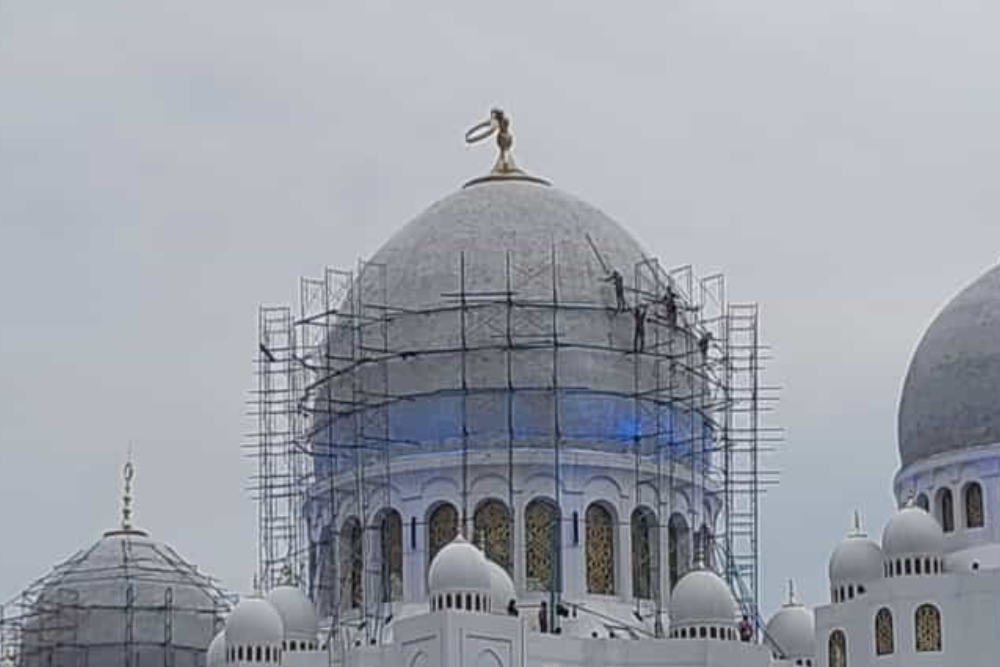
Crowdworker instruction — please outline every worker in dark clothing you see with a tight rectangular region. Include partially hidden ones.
[739,615,753,642]
[507,599,519,617]
[538,600,549,633]
[661,286,679,328]
[698,331,713,359]
[603,269,627,312]
[633,304,648,353]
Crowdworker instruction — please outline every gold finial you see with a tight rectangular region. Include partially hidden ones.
[121,457,135,531]
[464,108,550,187]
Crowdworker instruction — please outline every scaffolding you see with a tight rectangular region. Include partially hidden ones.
[0,535,233,667]
[249,246,780,652]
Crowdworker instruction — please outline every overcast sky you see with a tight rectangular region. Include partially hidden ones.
[2,1,999,618]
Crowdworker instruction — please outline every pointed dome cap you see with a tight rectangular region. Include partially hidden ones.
[266,584,319,641]
[428,535,491,594]
[670,568,739,626]
[765,582,815,659]
[206,631,226,666]
[829,514,883,585]
[486,559,515,613]
[226,595,284,646]
[882,503,944,558]
[899,264,1000,467]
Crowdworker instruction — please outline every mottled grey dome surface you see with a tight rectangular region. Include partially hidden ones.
[369,179,650,307]
[310,178,706,475]
[19,530,229,667]
[899,265,1000,468]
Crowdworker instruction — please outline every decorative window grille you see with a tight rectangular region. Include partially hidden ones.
[875,608,894,655]
[474,499,512,573]
[585,503,615,594]
[965,483,984,528]
[915,604,942,652]
[631,508,657,600]
[428,503,459,566]
[938,489,955,533]
[828,630,847,667]
[340,517,363,609]
[526,499,560,591]
[380,510,403,601]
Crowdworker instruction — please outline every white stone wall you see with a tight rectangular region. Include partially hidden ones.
[815,569,1000,667]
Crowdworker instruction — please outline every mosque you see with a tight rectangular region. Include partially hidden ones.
[3,110,1000,667]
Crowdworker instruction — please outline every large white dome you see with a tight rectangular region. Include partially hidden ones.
[309,178,703,472]
[899,264,1000,467]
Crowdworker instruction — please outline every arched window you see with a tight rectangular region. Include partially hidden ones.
[525,498,561,591]
[340,517,363,610]
[964,482,984,528]
[937,488,955,533]
[585,503,615,594]
[915,604,942,652]
[875,608,894,655]
[474,499,512,573]
[695,524,714,568]
[667,513,691,590]
[315,525,336,617]
[916,493,930,512]
[379,509,403,602]
[631,507,658,600]
[828,629,847,667]
[427,503,459,566]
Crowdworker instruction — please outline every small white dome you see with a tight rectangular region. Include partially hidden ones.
[882,504,944,558]
[226,596,284,646]
[670,569,739,626]
[829,534,883,585]
[486,559,515,613]
[206,631,226,666]
[266,585,319,641]
[428,535,491,595]
[766,590,814,660]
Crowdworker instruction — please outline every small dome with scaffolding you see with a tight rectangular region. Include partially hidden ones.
[8,463,230,667]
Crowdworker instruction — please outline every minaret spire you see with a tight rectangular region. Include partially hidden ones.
[849,510,865,537]
[121,455,135,531]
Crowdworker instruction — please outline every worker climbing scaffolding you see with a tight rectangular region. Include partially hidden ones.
[604,269,627,312]
[632,303,648,353]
